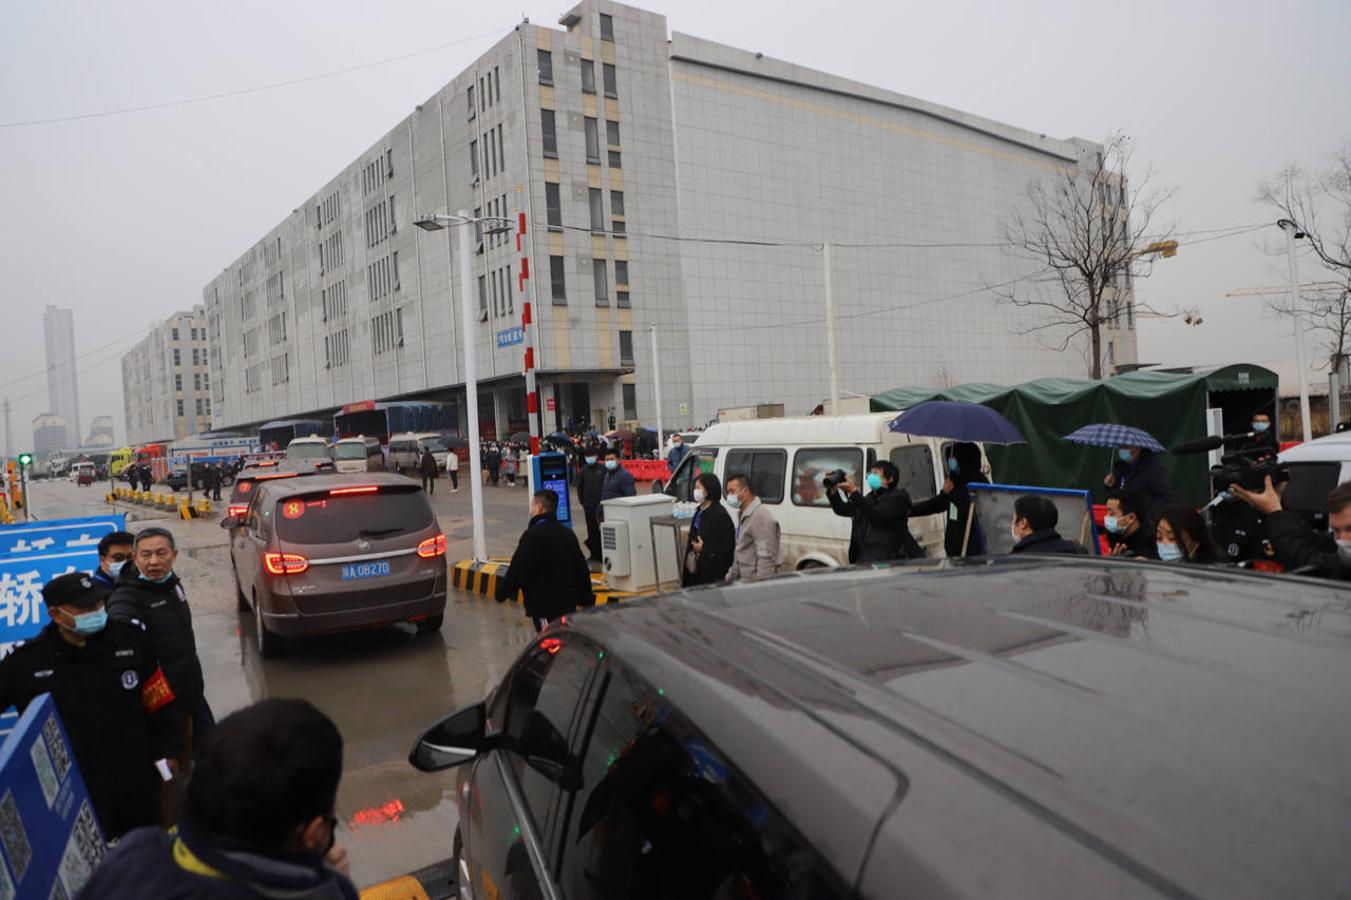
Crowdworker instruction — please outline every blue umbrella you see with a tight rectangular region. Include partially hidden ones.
[1063,424,1166,453]
[887,401,1027,445]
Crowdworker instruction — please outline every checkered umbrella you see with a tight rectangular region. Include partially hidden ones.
[1062,424,1167,453]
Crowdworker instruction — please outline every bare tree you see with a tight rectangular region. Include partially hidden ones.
[998,132,1175,379]
[1258,145,1351,372]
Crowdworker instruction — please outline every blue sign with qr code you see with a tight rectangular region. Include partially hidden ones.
[0,694,107,898]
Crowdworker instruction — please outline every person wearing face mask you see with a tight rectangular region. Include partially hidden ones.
[1103,489,1157,558]
[108,526,214,762]
[576,450,607,562]
[81,699,357,899]
[1153,504,1226,565]
[0,572,183,840]
[1104,445,1174,525]
[597,449,636,523]
[682,472,736,586]
[92,529,136,589]
[495,490,594,632]
[725,474,782,581]
[826,460,924,563]
[910,442,989,557]
[1009,496,1086,555]
[1231,477,1351,579]
[1239,411,1280,457]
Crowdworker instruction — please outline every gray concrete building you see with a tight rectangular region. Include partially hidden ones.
[121,307,212,443]
[206,0,1135,435]
[43,306,80,449]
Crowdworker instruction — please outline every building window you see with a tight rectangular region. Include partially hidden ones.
[392,251,400,290]
[580,59,595,94]
[537,49,553,85]
[173,349,181,366]
[175,374,182,391]
[615,260,629,287]
[622,383,636,419]
[617,289,630,309]
[611,190,625,233]
[470,139,478,178]
[602,63,617,98]
[606,120,620,147]
[176,400,184,417]
[546,182,563,229]
[541,109,557,158]
[193,373,201,390]
[584,117,600,164]
[171,327,179,341]
[589,188,604,232]
[493,66,501,104]
[618,329,633,365]
[497,123,505,170]
[599,12,614,41]
[196,398,204,416]
[478,275,487,319]
[550,256,566,305]
[594,259,609,306]
[467,84,475,119]
[608,149,621,169]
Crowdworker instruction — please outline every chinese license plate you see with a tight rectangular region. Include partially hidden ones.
[341,560,391,580]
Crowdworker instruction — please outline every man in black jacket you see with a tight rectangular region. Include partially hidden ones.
[496,490,594,631]
[1010,495,1086,555]
[418,447,438,494]
[576,452,606,561]
[0,573,182,839]
[1232,476,1351,579]
[107,526,213,760]
[1104,489,1157,558]
[826,460,924,563]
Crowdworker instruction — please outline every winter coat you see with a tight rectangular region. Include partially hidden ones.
[1111,452,1174,524]
[0,622,182,839]
[726,498,781,582]
[1011,529,1087,555]
[667,442,690,473]
[418,451,437,478]
[1264,509,1350,579]
[598,465,636,521]
[1107,524,1158,559]
[828,485,924,563]
[682,501,735,586]
[577,464,606,510]
[910,472,990,558]
[495,513,595,621]
[107,565,205,709]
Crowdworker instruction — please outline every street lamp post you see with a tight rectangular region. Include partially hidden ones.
[1278,219,1313,443]
[415,211,512,562]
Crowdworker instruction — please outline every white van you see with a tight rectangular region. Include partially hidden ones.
[1277,432,1351,532]
[389,433,450,474]
[662,413,982,568]
[332,436,384,474]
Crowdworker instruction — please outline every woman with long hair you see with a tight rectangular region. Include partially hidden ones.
[1155,504,1226,565]
[682,472,736,586]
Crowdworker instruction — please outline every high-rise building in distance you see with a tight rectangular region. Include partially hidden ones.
[121,307,213,443]
[43,305,80,449]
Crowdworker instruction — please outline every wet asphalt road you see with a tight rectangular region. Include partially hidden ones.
[22,474,581,888]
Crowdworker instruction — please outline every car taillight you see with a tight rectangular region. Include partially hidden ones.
[417,534,447,558]
[263,552,309,575]
[227,505,248,518]
[330,485,379,496]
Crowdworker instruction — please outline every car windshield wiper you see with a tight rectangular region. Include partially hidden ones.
[358,527,403,538]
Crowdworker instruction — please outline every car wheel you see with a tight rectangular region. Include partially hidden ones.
[453,829,472,900]
[254,593,286,658]
[416,612,444,635]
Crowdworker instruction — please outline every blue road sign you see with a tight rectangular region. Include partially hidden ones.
[495,326,525,349]
[0,694,107,898]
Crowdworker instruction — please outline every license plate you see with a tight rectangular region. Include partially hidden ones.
[341,560,391,580]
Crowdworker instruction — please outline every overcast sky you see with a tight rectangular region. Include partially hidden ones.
[2,0,1348,447]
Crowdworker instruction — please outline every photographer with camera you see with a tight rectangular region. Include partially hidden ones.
[826,460,924,563]
[1231,476,1351,579]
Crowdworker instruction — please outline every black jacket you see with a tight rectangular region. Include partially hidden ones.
[107,565,205,709]
[910,472,991,558]
[1107,524,1158,559]
[828,485,924,563]
[598,466,636,521]
[0,622,182,839]
[418,451,437,478]
[1264,509,1349,579]
[1111,453,1174,524]
[1012,529,1086,555]
[577,463,606,510]
[682,501,736,586]
[496,513,595,620]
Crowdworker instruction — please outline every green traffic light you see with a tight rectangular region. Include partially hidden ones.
[18,453,32,467]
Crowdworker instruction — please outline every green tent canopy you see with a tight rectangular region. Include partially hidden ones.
[871,365,1279,506]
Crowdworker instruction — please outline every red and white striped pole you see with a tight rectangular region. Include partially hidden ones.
[517,211,541,457]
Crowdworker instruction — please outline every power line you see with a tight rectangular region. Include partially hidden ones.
[0,27,510,129]
[0,326,151,391]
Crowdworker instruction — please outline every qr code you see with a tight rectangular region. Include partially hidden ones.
[56,800,104,897]
[0,791,31,884]
[42,715,72,783]
[28,739,59,808]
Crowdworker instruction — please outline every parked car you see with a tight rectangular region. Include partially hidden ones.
[332,436,385,474]
[223,473,447,656]
[1277,431,1351,532]
[410,556,1351,899]
[388,432,451,474]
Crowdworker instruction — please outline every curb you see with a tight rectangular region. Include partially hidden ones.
[451,559,649,606]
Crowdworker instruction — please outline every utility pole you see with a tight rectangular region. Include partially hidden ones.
[650,323,663,452]
[1279,219,1313,443]
[823,242,840,415]
[2,397,11,460]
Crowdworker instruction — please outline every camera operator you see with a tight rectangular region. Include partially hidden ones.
[1230,476,1351,579]
[826,461,924,563]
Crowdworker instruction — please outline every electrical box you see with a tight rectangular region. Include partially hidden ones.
[600,494,676,593]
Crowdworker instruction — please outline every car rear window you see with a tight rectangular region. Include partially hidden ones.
[1282,461,1343,521]
[274,487,434,544]
[333,443,368,460]
[287,443,331,460]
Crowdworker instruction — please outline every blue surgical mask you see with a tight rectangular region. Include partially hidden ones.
[1104,515,1122,534]
[605,460,618,471]
[138,571,174,585]
[1252,422,1269,434]
[585,456,597,465]
[67,608,108,636]
[106,560,126,578]
[1157,542,1183,562]
[947,457,959,474]
[726,493,742,510]
[1118,448,1134,463]
[865,473,884,491]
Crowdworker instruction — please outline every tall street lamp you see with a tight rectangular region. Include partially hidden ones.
[1277,218,1313,443]
[415,211,512,562]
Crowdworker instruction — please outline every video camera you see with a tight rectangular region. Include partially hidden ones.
[822,469,849,490]
[1170,433,1288,494]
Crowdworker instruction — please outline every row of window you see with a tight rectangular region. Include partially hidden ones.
[242,327,259,359]
[321,281,348,323]
[365,196,396,248]
[271,353,290,386]
[175,398,212,417]
[170,347,207,367]
[317,191,340,229]
[467,65,502,120]
[548,256,631,309]
[361,151,394,197]
[263,236,283,269]
[324,329,350,369]
[268,311,288,346]
[368,252,400,301]
[478,264,515,321]
[372,308,405,355]
[240,291,256,322]
[478,194,511,249]
[579,58,618,98]
[172,372,211,392]
[540,111,621,169]
[265,270,285,305]
[169,325,207,343]
[319,230,345,274]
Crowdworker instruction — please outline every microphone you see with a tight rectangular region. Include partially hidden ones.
[1170,432,1254,455]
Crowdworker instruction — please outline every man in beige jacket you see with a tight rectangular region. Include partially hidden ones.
[724,473,781,582]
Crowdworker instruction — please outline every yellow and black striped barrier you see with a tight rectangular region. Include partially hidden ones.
[451,559,649,606]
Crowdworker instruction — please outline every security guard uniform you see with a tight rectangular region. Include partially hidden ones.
[0,574,182,839]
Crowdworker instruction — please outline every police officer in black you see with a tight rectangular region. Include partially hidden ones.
[0,573,182,839]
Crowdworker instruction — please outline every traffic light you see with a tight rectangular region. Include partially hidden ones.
[17,453,32,468]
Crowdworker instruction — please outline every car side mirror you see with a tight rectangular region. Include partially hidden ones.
[220,516,241,529]
[409,703,487,772]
